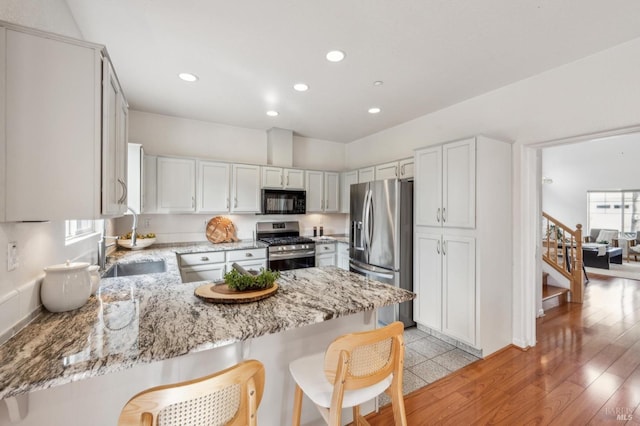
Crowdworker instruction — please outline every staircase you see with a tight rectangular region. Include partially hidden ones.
[541,272,570,310]
[542,212,584,303]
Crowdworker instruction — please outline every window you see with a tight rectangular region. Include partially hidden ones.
[588,191,640,232]
[65,220,101,241]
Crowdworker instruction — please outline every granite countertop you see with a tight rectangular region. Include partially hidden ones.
[0,244,413,399]
[311,234,349,244]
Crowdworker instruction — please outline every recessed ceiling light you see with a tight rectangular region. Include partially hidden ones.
[368,107,381,114]
[326,50,346,62]
[373,81,384,86]
[178,72,199,82]
[266,110,279,117]
[293,83,309,92]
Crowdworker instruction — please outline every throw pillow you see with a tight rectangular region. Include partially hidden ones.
[596,230,618,244]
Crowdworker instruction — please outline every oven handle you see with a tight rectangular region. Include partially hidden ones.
[268,250,316,260]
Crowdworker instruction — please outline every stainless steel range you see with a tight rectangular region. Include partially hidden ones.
[256,221,315,271]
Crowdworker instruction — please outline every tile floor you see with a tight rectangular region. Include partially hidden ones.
[378,326,480,406]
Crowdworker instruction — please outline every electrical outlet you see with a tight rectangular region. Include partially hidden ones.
[7,241,18,271]
[142,219,151,228]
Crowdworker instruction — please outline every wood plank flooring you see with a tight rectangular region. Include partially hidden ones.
[365,273,640,425]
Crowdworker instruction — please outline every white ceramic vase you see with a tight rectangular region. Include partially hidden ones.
[41,261,91,312]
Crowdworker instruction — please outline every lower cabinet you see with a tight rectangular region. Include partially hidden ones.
[316,243,336,267]
[178,248,267,283]
[414,231,476,346]
[337,242,349,270]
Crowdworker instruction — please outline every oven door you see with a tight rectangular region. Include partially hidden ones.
[268,250,315,271]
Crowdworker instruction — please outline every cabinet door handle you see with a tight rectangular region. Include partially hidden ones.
[286,175,289,186]
[437,208,441,223]
[117,178,127,204]
[442,240,447,255]
[437,240,440,254]
[401,164,406,176]
[201,256,209,261]
[192,196,195,209]
[245,252,253,257]
[394,166,398,177]
[442,207,446,223]
[280,175,283,186]
[234,198,238,208]
[226,198,229,209]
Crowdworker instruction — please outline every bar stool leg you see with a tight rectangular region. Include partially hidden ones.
[292,384,303,426]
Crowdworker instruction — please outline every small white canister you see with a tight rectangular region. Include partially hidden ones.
[41,260,91,312]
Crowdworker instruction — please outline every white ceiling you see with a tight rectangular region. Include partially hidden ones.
[65,0,640,143]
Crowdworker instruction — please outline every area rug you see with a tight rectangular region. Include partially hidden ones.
[585,263,640,281]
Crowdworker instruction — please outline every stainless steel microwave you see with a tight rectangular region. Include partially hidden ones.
[261,189,306,215]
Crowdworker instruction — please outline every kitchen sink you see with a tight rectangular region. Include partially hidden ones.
[103,260,166,278]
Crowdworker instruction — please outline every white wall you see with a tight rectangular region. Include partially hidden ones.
[114,213,348,244]
[292,135,346,171]
[542,132,640,229]
[346,37,640,167]
[0,3,99,341]
[129,111,268,164]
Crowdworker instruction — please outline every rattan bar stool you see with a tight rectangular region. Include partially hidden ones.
[289,321,407,426]
[118,359,265,426]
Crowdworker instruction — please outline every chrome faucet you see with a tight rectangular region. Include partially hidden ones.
[127,206,138,248]
[97,207,139,270]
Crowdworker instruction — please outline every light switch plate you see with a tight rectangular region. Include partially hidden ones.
[7,241,18,271]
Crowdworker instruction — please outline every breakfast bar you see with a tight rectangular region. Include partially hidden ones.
[0,245,414,425]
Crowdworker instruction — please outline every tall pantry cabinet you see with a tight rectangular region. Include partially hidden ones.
[0,21,128,221]
[413,136,512,357]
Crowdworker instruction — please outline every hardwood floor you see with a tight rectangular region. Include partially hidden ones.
[365,273,640,425]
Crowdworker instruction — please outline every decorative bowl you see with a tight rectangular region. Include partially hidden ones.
[118,238,156,250]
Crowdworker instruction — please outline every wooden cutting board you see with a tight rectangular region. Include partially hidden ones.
[206,216,239,243]
[194,283,278,304]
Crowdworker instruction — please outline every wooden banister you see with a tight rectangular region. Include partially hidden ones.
[541,212,584,303]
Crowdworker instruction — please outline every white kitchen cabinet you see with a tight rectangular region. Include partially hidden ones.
[0,23,127,221]
[316,243,336,267]
[142,155,157,213]
[375,161,399,180]
[261,167,305,189]
[398,158,414,179]
[178,248,267,283]
[198,161,230,213]
[415,138,475,229]
[127,143,143,214]
[442,236,476,345]
[337,242,349,270]
[340,171,358,213]
[101,60,128,216]
[231,164,261,213]
[358,167,375,183]
[226,248,267,273]
[414,233,475,346]
[306,171,339,213]
[157,157,196,213]
[413,135,512,356]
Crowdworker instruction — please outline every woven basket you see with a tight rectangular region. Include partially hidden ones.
[206,217,239,243]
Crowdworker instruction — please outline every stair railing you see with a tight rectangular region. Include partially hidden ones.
[542,212,584,303]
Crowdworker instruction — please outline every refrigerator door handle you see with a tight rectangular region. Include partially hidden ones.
[367,189,374,253]
[363,189,372,254]
[349,261,394,280]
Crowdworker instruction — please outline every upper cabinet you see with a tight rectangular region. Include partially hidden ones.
[340,171,358,214]
[375,161,398,180]
[261,167,304,190]
[0,23,127,221]
[157,157,196,213]
[398,158,414,179]
[415,138,476,228]
[198,161,230,213]
[231,164,261,213]
[357,167,375,183]
[306,171,339,213]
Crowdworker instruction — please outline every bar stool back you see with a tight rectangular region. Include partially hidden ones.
[118,359,265,426]
[290,321,406,425]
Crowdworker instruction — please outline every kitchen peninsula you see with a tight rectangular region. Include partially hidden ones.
[0,244,414,425]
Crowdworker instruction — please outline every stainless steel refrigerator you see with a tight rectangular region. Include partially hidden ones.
[349,179,414,327]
